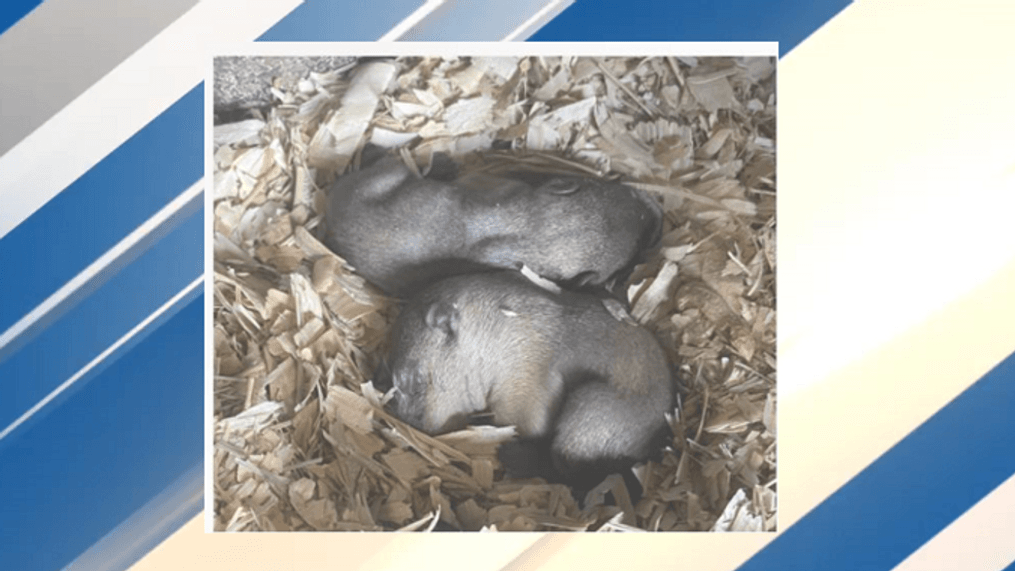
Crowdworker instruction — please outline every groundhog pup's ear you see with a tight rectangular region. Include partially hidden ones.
[539,177,581,196]
[424,300,459,339]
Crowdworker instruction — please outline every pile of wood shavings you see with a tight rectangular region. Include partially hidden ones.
[212,55,776,532]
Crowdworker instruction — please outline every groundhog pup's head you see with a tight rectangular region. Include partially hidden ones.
[379,286,475,435]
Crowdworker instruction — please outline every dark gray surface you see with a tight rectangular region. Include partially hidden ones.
[213,56,358,122]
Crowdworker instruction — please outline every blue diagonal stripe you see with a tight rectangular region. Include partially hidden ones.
[0,85,203,334]
[0,186,201,366]
[738,349,1015,571]
[0,293,204,571]
[1,206,202,435]
[0,0,41,35]
[1003,554,1015,571]
[530,0,852,56]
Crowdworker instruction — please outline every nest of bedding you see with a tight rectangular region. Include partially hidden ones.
[211,54,777,532]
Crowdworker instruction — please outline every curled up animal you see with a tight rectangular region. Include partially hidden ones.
[323,152,664,298]
[376,270,676,498]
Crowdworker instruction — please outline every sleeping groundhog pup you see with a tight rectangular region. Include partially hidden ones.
[376,270,675,496]
[323,153,664,298]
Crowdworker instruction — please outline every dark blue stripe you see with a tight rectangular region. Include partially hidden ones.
[530,0,852,57]
[1003,555,1015,571]
[0,206,202,433]
[0,188,201,365]
[0,293,204,571]
[0,85,203,335]
[738,349,1015,571]
[0,0,42,35]
[258,0,426,41]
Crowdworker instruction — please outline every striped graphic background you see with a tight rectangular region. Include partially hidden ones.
[1,1,1013,570]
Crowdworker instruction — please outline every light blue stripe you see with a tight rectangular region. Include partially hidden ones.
[258,0,426,41]
[394,0,564,41]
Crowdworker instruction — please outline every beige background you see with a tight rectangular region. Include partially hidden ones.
[139,0,1015,569]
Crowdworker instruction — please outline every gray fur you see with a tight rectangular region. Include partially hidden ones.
[324,157,664,298]
[378,271,674,481]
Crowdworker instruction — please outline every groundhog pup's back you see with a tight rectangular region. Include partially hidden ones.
[380,271,674,489]
[323,156,664,298]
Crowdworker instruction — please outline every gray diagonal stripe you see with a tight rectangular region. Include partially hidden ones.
[0,0,199,156]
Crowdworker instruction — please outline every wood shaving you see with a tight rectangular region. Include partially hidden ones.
[213,54,776,532]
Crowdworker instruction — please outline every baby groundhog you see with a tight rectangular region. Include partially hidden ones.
[324,154,663,298]
[377,271,675,493]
